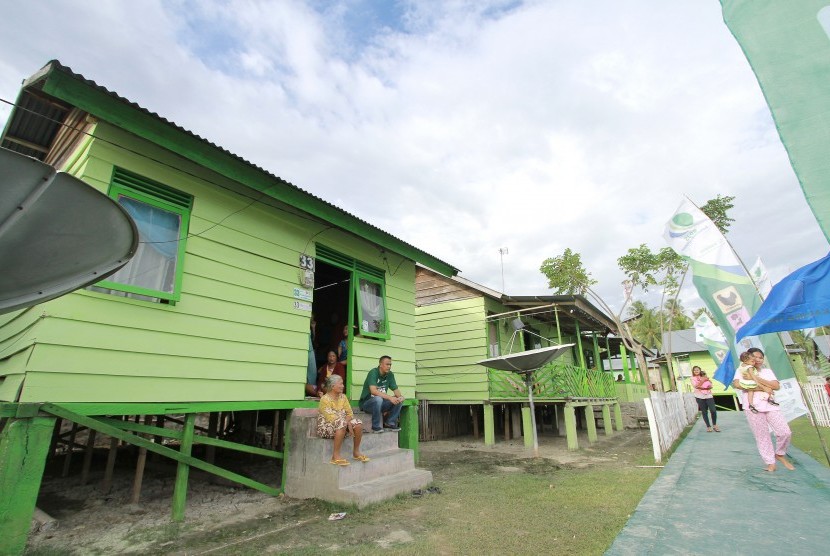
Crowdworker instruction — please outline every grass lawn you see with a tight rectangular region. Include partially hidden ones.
[789,415,830,468]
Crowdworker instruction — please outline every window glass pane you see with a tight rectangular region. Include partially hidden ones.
[107,195,181,294]
[358,278,386,334]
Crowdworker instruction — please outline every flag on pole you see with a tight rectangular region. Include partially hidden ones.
[749,256,772,298]
[694,313,729,367]
[737,252,830,339]
[721,1,830,244]
[665,199,806,419]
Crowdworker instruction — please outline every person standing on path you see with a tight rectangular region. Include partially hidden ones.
[732,348,794,472]
[691,366,719,432]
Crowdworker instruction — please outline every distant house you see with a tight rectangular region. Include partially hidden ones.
[0,60,457,549]
[414,266,649,450]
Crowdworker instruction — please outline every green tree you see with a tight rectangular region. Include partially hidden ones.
[539,248,597,295]
[663,298,693,331]
[628,302,663,351]
[540,250,649,382]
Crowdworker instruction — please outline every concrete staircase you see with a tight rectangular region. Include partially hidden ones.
[283,408,432,508]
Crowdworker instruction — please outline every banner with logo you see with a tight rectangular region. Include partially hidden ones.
[665,199,806,420]
[694,313,729,368]
[721,0,830,244]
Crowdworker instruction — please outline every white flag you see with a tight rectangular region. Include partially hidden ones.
[749,256,772,298]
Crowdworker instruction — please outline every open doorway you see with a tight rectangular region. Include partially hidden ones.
[312,259,351,383]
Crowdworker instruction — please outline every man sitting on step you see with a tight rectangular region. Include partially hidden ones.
[359,355,404,433]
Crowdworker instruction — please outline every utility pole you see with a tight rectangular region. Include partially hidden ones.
[499,247,509,292]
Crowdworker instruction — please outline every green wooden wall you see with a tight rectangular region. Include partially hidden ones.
[414,297,489,401]
[0,123,419,404]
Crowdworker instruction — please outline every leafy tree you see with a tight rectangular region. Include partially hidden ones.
[540,251,649,381]
[699,194,735,234]
[663,298,693,331]
[539,248,596,295]
[628,303,663,351]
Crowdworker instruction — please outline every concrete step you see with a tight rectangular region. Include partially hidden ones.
[283,408,432,508]
[338,468,433,508]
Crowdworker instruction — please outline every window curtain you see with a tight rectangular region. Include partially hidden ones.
[107,196,181,293]
[358,279,384,332]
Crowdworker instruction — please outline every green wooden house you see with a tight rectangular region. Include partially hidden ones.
[0,60,457,551]
[414,267,644,450]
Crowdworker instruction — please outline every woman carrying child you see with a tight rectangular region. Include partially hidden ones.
[691,366,719,432]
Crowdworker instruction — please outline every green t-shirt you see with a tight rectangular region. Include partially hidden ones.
[360,367,398,404]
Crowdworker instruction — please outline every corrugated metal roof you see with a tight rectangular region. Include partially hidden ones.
[1,60,458,277]
[661,329,706,354]
[1,91,68,159]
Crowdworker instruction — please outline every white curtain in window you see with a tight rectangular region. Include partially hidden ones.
[359,279,384,332]
[107,196,180,294]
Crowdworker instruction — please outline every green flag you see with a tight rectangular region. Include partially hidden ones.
[665,199,806,419]
[721,0,830,243]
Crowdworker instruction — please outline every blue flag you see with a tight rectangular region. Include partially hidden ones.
[712,351,737,390]
[736,252,830,340]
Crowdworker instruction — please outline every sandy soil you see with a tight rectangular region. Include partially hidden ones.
[26,428,652,554]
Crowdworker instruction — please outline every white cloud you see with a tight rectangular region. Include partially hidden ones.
[1,0,827,320]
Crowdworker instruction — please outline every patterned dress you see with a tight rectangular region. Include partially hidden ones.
[317,392,362,439]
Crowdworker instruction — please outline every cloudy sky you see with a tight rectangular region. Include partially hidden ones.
[1,0,827,315]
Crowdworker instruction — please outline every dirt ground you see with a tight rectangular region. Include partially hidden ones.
[26,427,653,555]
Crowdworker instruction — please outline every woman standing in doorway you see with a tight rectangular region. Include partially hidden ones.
[691,366,719,432]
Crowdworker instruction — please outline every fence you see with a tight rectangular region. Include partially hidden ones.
[643,392,698,462]
[488,363,616,400]
[802,383,830,427]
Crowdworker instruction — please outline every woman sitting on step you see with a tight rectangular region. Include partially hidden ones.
[317,374,370,466]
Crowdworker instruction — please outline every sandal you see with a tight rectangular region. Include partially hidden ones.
[354,454,370,463]
[713,427,721,432]
[330,458,350,466]
[706,427,713,432]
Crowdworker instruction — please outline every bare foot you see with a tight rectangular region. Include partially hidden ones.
[765,464,776,472]
[776,455,795,470]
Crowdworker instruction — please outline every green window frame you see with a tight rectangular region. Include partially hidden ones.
[317,245,391,340]
[355,272,389,339]
[95,168,192,302]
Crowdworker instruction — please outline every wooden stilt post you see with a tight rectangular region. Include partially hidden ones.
[613,403,624,431]
[483,403,495,446]
[602,404,613,436]
[586,404,598,443]
[131,415,152,504]
[511,405,523,439]
[471,405,480,439]
[277,410,286,451]
[503,404,510,441]
[102,420,120,493]
[269,410,279,450]
[206,412,218,465]
[171,413,196,522]
[0,416,57,555]
[62,422,79,477]
[152,415,165,462]
[521,405,533,449]
[565,404,578,451]
[80,429,97,484]
[49,418,62,458]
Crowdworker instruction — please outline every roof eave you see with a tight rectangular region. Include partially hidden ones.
[29,61,458,277]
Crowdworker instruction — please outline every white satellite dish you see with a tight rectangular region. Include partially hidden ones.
[0,147,138,314]
[478,342,575,457]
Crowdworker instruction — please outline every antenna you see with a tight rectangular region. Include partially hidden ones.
[499,247,509,292]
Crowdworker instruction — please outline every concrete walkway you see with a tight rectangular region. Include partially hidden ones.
[607,411,830,555]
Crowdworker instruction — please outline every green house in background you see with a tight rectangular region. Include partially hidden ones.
[414,267,645,450]
[0,60,457,552]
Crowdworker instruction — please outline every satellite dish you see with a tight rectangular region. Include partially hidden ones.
[477,343,575,373]
[0,147,138,314]
[477,343,575,457]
